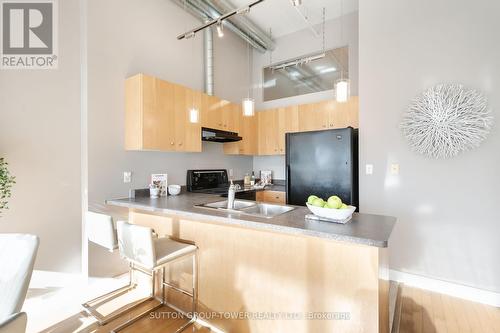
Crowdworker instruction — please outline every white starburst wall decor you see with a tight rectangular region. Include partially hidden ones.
[401,84,493,159]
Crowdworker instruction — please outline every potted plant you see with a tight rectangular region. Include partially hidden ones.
[0,158,15,217]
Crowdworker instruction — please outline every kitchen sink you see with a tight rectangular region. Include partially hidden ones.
[239,203,295,218]
[195,200,295,219]
[201,200,257,210]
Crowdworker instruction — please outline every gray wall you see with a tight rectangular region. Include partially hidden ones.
[359,0,500,292]
[87,0,253,276]
[253,13,359,180]
[0,0,82,273]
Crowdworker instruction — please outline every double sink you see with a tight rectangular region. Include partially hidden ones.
[195,199,295,219]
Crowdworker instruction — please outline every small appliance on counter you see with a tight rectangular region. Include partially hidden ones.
[186,169,257,201]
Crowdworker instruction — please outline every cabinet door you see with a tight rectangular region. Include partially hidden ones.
[298,102,329,132]
[223,108,257,156]
[184,89,202,152]
[277,105,299,154]
[173,84,187,150]
[327,97,359,129]
[202,94,223,130]
[143,75,175,151]
[220,101,240,132]
[258,109,279,155]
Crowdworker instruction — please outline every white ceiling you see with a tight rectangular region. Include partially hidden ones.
[229,0,359,37]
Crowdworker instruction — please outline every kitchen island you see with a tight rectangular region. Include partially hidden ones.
[107,192,395,333]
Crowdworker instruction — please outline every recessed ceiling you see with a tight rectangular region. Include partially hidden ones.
[228,0,359,38]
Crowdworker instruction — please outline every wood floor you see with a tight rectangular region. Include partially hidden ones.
[396,285,500,333]
[39,300,212,333]
[39,284,499,333]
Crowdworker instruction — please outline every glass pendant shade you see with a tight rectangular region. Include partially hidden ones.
[189,107,199,123]
[335,79,350,103]
[242,98,255,117]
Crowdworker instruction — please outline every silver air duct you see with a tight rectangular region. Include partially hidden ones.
[173,0,274,53]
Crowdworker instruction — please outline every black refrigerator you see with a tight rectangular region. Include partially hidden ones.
[285,127,359,209]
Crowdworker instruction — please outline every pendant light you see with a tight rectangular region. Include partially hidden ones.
[242,40,255,117]
[188,10,200,124]
[335,0,350,103]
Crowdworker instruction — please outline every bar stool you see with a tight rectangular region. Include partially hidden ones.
[83,211,139,325]
[110,221,198,333]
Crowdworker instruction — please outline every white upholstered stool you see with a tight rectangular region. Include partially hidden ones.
[110,221,198,333]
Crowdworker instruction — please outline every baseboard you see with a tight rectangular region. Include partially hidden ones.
[390,270,500,307]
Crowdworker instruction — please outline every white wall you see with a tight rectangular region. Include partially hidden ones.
[0,0,82,273]
[359,0,500,292]
[253,12,359,180]
[87,0,254,276]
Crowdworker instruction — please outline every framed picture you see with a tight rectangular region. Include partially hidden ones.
[260,170,272,185]
[151,174,168,197]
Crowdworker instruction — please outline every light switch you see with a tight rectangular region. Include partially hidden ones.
[366,164,373,175]
[390,164,400,175]
[123,171,132,183]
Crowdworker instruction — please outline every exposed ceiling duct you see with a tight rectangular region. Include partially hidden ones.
[172,0,275,53]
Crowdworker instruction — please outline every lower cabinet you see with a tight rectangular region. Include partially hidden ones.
[256,190,286,204]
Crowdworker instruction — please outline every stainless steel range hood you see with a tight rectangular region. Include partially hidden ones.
[202,127,242,143]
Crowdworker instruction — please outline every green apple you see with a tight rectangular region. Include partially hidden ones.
[325,202,339,209]
[311,198,325,207]
[307,195,318,204]
[340,203,349,209]
[327,196,342,209]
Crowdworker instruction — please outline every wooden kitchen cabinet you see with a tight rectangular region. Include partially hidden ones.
[277,105,299,153]
[256,190,286,204]
[223,106,257,155]
[201,94,223,130]
[257,106,298,155]
[257,109,280,155]
[125,73,358,155]
[125,74,201,152]
[174,84,202,152]
[298,97,359,132]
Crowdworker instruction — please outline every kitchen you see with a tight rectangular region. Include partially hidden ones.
[0,0,499,333]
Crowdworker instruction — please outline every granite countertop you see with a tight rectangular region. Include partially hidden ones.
[106,192,396,248]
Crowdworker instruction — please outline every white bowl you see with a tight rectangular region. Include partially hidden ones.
[168,185,181,196]
[306,203,356,221]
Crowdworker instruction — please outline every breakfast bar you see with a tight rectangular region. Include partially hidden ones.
[107,193,396,333]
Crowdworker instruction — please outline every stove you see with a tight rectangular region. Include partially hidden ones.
[186,169,256,200]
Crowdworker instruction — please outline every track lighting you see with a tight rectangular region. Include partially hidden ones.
[291,0,302,6]
[216,20,224,38]
[184,31,195,39]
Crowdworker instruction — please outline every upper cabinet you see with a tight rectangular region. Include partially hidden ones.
[125,74,201,152]
[125,73,358,156]
[298,98,359,132]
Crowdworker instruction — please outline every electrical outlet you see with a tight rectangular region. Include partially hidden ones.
[366,164,373,175]
[390,163,400,175]
[123,171,132,183]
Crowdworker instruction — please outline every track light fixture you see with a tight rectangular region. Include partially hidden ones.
[216,20,224,38]
[291,0,302,6]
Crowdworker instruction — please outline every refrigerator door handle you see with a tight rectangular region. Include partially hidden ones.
[286,164,291,204]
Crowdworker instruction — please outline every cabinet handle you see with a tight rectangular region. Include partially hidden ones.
[170,142,174,145]
[178,142,183,146]
[322,125,326,128]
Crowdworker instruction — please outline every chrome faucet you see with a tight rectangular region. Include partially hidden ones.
[227,180,241,209]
